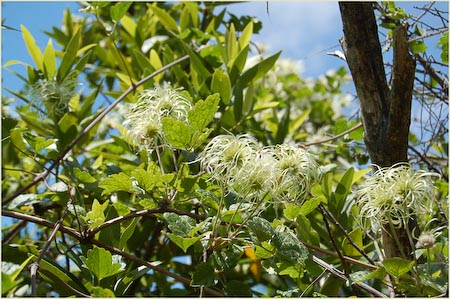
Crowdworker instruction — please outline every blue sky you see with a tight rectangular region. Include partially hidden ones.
[2,2,447,93]
[2,2,348,96]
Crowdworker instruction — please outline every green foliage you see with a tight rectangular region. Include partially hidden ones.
[2,2,447,297]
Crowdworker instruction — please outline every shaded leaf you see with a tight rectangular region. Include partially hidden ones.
[382,257,414,277]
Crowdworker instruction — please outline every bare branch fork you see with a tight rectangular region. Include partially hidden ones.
[2,54,191,206]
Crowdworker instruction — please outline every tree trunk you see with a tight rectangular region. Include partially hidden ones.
[338,2,416,260]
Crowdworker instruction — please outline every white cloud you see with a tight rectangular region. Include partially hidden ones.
[227,2,347,78]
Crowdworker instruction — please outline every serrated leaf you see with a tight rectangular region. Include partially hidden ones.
[74,168,97,184]
[21,25,43,71]
[86,199,108,228]
[57,28,81,82]
[300,197,322,216]
[149,5,179,33]
[161,117,196,150]
[188,93,220,131]
[167,233,202,253]
[191,263,216,287]
[99,173,133,196]
[163,212,195,237]
[409,40,427,54]
[82,247,123,281]
[382,257,415,277]
[284,203,302,221]
[22,132,56,153]
[273,230,308,265]
[110,2,131,22]
[131,168,163,192]
[247,217,275,242]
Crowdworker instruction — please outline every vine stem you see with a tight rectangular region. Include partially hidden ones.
[299,122,363,147]
[2,54,190,206]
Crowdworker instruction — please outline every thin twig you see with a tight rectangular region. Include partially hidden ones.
[90,239,223,297]
[299,122,363,147]
[318,203,348,274]
[312,255,387,297]
[3,54,191,206]
[320,204,375,265]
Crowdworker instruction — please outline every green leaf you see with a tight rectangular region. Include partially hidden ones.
[224,280,252,296]
[74,168,97,184]
[226,23,238,63]
[92,286,115,297]
[82,247,123,281]
[163,212,195,237]
[22,132,56,153]
[119,217,140,251]
[167,233,202,253]
[8,194,39,209]
[331,167,354,214]
[284,203,302,221]
[211,69,231,104]
[349,267,386,284]
[238,21,253,50]
[212,244,243,271]
[191,263,216,287]
[188,93,220,131]
[437,32,448,64]
[300,197,322,216]
[43,39,56,79]
[247,217,275,242]
[409,40,427,54]
[131,167,164,192]
[149,49,163,82]
[183,44,211,80]
[86,199,108,228]
[99,173,133,196]
[149,5,179,33]
[57,28,81,82]
[382,257,415,277]
[110,2,131,22]
[342,228,363,257]
[21,25,43,71]
[239,51,281,86]
[30,255,89,296]
[161,117,196,150]
[273,230,309,265]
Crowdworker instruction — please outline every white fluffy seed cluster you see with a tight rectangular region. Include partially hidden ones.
[355,163,439,230]
[198,134,320,203]
[124,83,192,153]
[32,77,78,118]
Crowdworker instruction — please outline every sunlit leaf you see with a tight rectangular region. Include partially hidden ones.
[188,93,220,131]
[21,25,43,71]
[82,247,123,281]
[99,173,133,196]
[110,2,131,22]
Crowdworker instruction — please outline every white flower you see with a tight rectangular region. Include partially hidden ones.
[32,77,78,118]
[356,163,439,230]
[271,144,319,203]
[124,83,192,153]
[198,134,260,185]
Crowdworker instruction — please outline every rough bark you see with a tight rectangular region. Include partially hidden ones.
[339,2,416,260]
